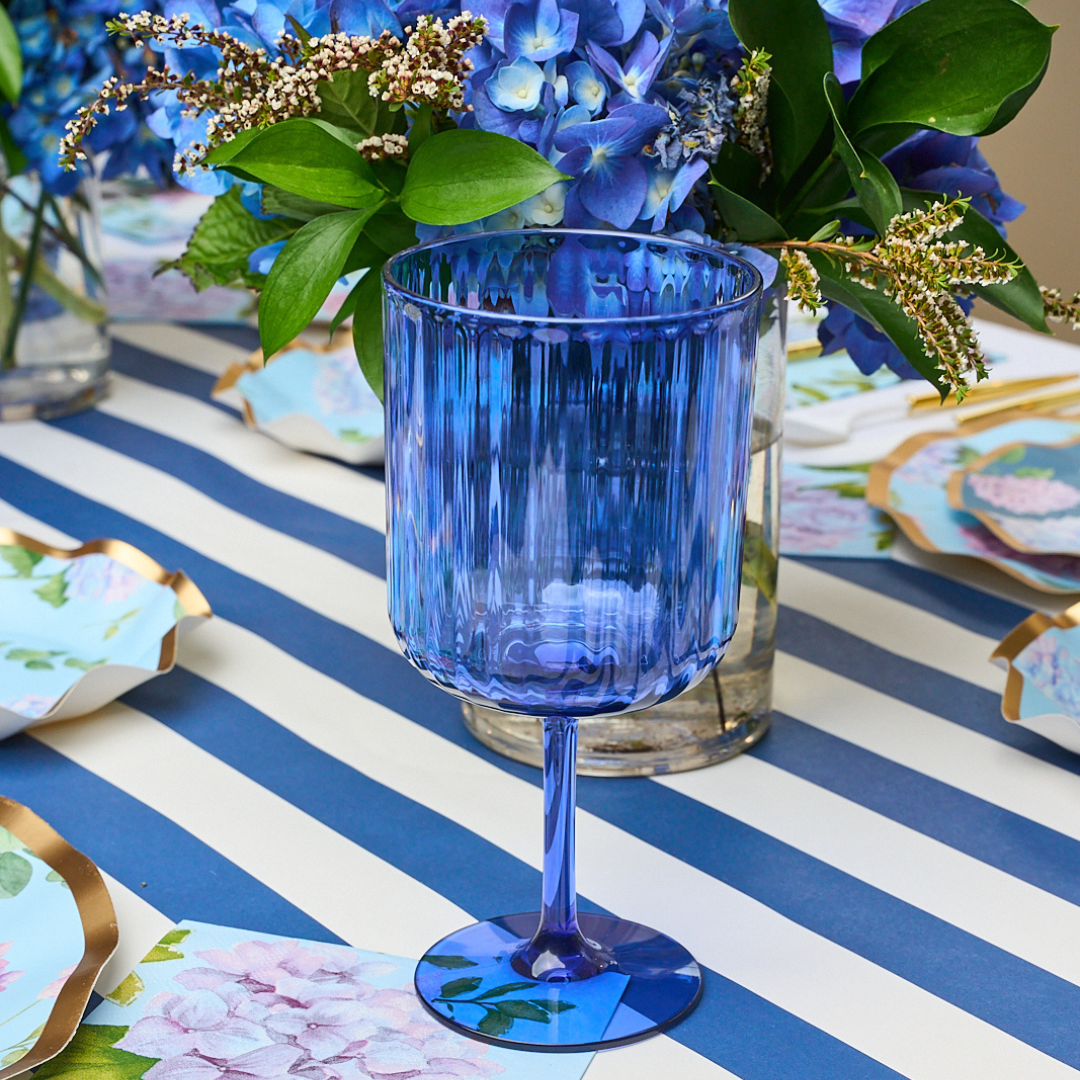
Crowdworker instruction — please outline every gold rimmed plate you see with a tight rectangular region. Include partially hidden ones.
[0,797,118,1078]
[0,528,211,739]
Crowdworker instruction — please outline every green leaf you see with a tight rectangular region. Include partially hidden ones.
[258,206,382,360]
[261,186,352,221]
[477,1009,514,1037]
[34,572,69,608]
[848,0,1055,137]
[0,113,27,175]
[824,73,901,235]
[440,977,483,998]
[166,187,298,291]
[34,1024,160,1080]
[710,177,787,242]
[65,656,107,671]
[899,189,1049,334]
[0,825,25,854]
[728,0,834,174]
[535,999,576,1012]
[352,266,385,401]
[46,868,70,888]
[809,251,946,393]
[106,972,145,1007]
[475,982,538,1001]
[159,928,192,946]
[742,520,778,605]
[400,129,566,225]
[364,205,420,256]
[328,278,362,337]
[709,139,766,202]
[211,118,382,209]
[141,944,184,963]
[1,544,42,577]
[24,659,54,669]
[408,103,435,154]
[6,648,62,661]
[314,67,380,137]
[495,1000,550,1023]
[0,4,22,104]
[0,851,32,898]
[421,954,479,969]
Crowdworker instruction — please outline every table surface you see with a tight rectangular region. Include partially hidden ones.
[3,321,1080,1080]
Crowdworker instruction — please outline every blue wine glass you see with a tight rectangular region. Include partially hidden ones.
[383,229,762,1052]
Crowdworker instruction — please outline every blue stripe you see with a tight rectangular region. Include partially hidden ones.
[789,556,1031,640]
[181,322,262,352]
[47,407,387,579]
[0,735,339,942]
[579,775,1080,1066]
[122,669,903,1080]
[777,604,1080,775]
[756,713,1080,908]
[112,338,226,410]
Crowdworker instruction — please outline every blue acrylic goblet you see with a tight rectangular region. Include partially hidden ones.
[383,229,762,1052]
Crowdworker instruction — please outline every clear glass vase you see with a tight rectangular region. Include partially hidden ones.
[463,276,786,775]
[0,175,110,421]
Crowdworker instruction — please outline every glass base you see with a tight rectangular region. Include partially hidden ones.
[0,362,109,421]
[414,911,702,1052]
[463,679,771,776]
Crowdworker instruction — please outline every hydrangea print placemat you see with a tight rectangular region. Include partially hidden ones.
[35,922,604,1080]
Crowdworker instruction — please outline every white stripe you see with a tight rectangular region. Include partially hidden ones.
[32,704,468,959]
[172,619,1076,1080]
[779,558,1005,693]
[0,421,399,653]
[775,650,1080,844]
[99,373,387,533]
[97,870,176,995]
[0,497,79,548]
[111,323,251,378]
[31,702,717,1080]
[657,753,1080,986]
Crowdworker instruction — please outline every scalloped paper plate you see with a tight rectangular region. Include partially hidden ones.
[993,604,1080,754]
[0,796,117,1079]
[213,333,384,465]
[866,413,1080,594]
[946,436,1080,556]
[0,529,211,739]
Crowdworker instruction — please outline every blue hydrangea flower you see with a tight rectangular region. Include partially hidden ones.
[553,102,668,228]
[504,0,579,61]
[565,61,608,115]
[587,30,669,105]
[486,56,549,112]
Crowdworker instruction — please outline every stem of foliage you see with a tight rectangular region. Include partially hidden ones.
[0,220,13,366]
[2,183,47,370]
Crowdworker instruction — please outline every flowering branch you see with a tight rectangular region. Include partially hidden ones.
[59,12,486,173]
[731,48,771,177]
[761,199,1019,394]
[1042,287,1080,331]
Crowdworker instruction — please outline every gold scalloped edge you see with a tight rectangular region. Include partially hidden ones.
[0,527,212,704]
[943,434,1080,556]
[992,602,1080,723]
[211,330,354,433]
[0,796,118,1080]
[866,411,1080,595]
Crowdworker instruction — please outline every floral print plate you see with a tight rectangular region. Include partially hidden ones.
[946,437,1080,556]
[0,796,117,1079]
[867,414,1080,593]
[993,603,1080,755]
[0,529,211,739]
[35,921,597,1080]
[781,460,895,558]
[213,334,384,465]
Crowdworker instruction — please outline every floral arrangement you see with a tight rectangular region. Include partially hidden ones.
[62,0,1080,398]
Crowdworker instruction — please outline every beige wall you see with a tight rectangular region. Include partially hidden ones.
[975,0,1080,338]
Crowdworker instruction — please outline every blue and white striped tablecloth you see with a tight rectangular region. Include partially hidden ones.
[3,320,1080,1080]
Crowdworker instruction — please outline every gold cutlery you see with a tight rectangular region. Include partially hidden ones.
[908,374,1077,413]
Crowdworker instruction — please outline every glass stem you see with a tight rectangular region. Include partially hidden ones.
[2,183,48,371]
[513,715,606,982]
